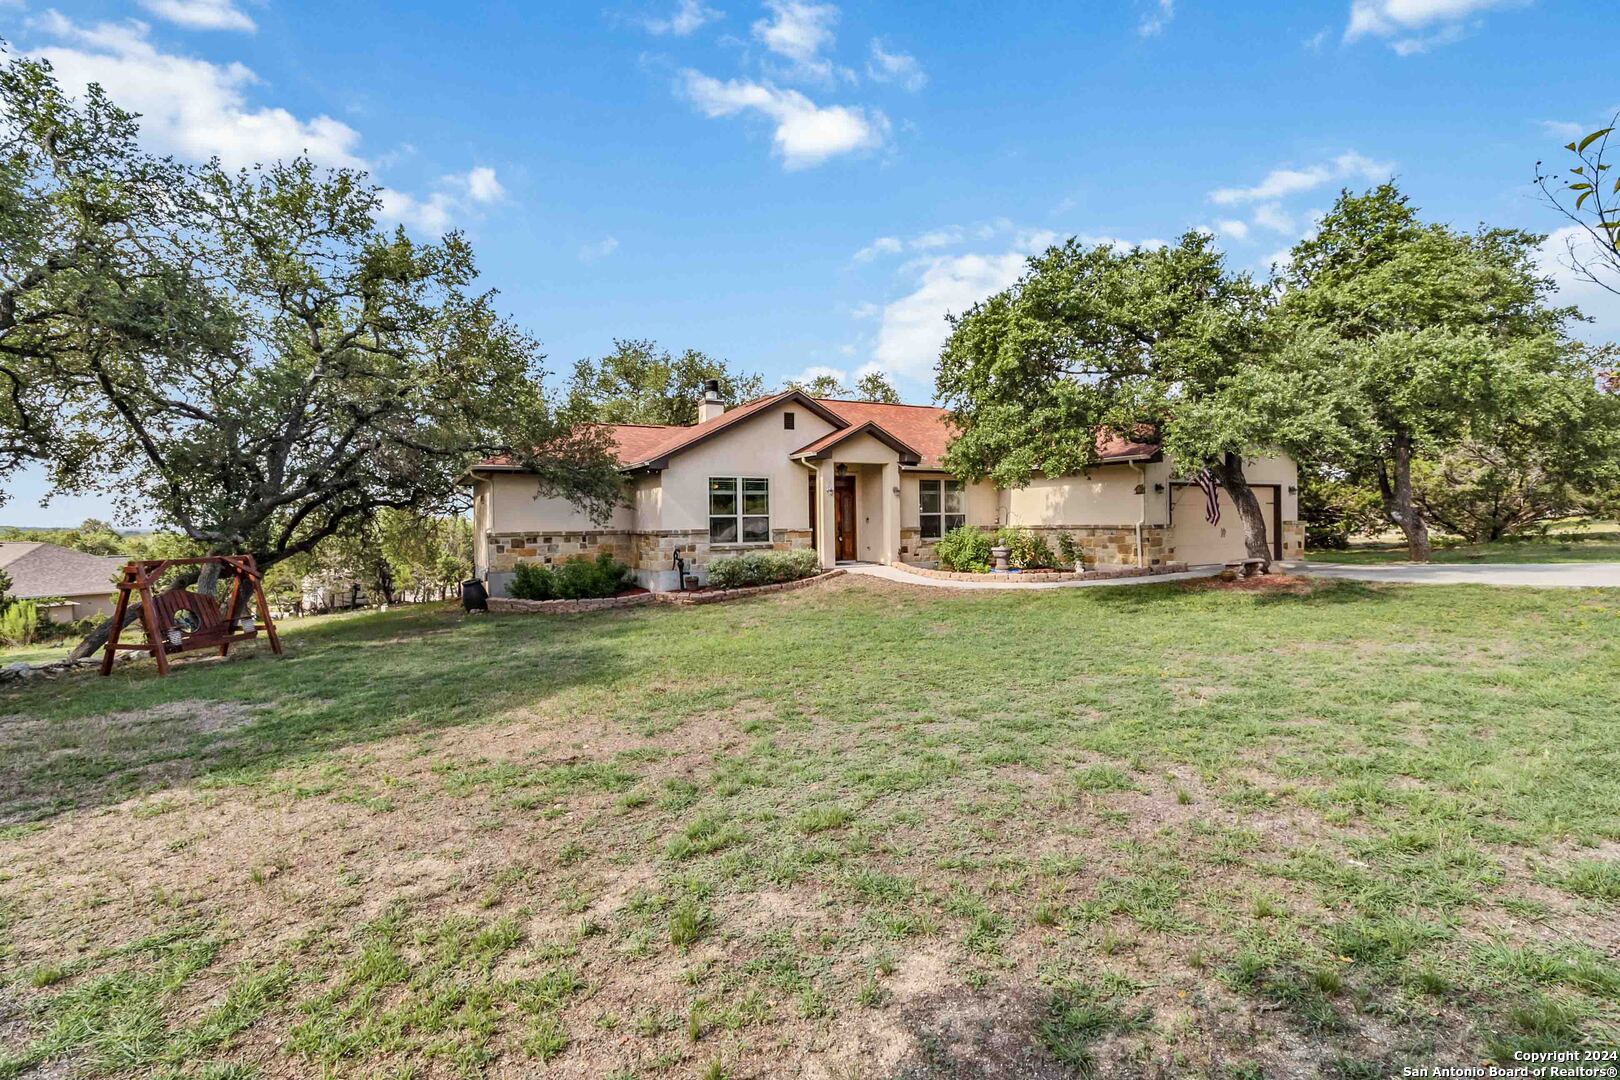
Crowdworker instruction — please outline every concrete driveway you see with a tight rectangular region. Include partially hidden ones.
[1287,561,1620,588]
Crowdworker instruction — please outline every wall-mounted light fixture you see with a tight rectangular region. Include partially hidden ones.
[893,486,901,496]
[1287,485,1297,494]
[1153,483,1165,493]
[1133,484,1145,495]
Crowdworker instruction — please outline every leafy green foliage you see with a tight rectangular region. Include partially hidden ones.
[0,600,39,647]
[934,524,993,572]
[1279,182,1605,559]
[0,55,620,574]
[506,553,633,601]
[705,549,818,589]
[995,527,1058,569]
[566,339,765,426]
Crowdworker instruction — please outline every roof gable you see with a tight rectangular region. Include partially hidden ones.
[0,542,126,599]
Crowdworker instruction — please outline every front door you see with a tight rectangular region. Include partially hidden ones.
[834,475,857,561]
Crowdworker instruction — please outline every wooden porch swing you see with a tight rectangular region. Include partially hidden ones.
[99,555,282,677]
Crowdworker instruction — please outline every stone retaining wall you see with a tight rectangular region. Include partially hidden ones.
[893,562,1188,584]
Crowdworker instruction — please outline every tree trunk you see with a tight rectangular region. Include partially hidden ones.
[1211,452,1275,568]
[1383,431,1430,562]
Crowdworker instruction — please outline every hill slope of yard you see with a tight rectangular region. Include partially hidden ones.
[1,576,1617,1078]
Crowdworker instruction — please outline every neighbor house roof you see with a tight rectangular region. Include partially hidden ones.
[0,542,126,600]
[467,392,1161,476]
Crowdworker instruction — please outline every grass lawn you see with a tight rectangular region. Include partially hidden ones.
[1,576,1617,1078]
[1308,530,1620,565]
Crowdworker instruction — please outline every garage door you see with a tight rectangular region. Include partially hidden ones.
[1168,484,1277,565]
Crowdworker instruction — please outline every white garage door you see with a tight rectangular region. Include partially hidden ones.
[1168,484,1277,565]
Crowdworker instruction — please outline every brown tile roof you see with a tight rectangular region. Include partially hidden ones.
[0,542,126,600]
[470,394,1160,473]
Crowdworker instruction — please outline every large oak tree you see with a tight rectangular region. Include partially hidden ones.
[936,231,1320,564]
[1279,184,1596,560]
[0,56,621,653]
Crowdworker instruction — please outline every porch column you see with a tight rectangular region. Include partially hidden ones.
[813,464,838,569]
[881,460,903,565]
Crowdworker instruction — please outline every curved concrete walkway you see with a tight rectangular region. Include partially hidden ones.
[1287,561,1620,588]
[843,563,1219,590]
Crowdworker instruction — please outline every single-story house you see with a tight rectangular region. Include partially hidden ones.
[0,541,126,623]
[465,386,1303,594]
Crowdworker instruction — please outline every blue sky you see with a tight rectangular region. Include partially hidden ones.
[4,0,1616,526]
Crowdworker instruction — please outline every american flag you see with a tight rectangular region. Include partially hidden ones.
[1194,469,1221,526]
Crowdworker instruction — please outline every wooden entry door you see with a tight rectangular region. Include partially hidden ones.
[834,475,857,561]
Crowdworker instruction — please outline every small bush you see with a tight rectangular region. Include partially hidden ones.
[996,527,1058,569]
[507,561,556,601]
[935,525,993,572]
[706,549,818,590]
[1057,532,1086,568]
[0,600,40,646]
[508,553,633,601]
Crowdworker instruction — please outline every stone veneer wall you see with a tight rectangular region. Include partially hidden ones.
[900,524,1170,568]
[1282,520,1305,560]
[486,530,634,573]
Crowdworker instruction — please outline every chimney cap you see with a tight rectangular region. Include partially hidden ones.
[702,378,720,397]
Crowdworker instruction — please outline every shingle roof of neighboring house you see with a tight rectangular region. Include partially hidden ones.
[0,542,126,600]
[469,391,1162,475]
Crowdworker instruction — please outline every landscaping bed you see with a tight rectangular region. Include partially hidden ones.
[488,571,845,613]
[897,561,1188,583]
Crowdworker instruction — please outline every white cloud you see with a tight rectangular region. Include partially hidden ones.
[678,69,886,168]
[28,15,364,170]
[751,0,848,84]
[866,38,926,91]
[790,363,850,388]
[1209,151,1393,206]
[377,188,456,234]
[1138,0,1174,37]
[1344,0,1521,53]
[1539,120,1587,140]
[1251,203,1296,233]
[640,0,722,36]
[852,236,903,262]
[579,236,620,262]
[1539,226,1620,343]
[459,166,504,203]
[137,0,256,32]
[870,251,1028,381]
[1215,219,1250,240]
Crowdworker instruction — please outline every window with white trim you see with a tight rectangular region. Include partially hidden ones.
[709,477,770,543]
[918,479,965,540]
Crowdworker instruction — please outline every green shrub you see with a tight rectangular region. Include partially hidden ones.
[706,549,819,590]
[996,527,1058,569]
[0,600,40,646]
[1057,532,1086,568]
[507,561,556,601]
[935,525,993,572]
[508,553,632,601]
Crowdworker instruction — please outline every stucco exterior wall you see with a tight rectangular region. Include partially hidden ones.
[482,472,635,534]
[656,401,833,534]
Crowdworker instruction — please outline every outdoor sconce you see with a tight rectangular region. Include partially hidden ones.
[893,486,901,496]
[1133,484,1145,494]
[1154,483,1165,493]
[1287,485,1297,494]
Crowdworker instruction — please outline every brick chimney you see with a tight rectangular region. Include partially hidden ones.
[698,378,725,423]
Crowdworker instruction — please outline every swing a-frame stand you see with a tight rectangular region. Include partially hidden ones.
[100,555,282,677]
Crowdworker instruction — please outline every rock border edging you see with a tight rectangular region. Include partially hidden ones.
[485,569,846,614]
[892,562,1188,584]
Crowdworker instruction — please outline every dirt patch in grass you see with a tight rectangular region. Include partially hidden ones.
[0,699,260,824]
[1180,572,1321,595]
